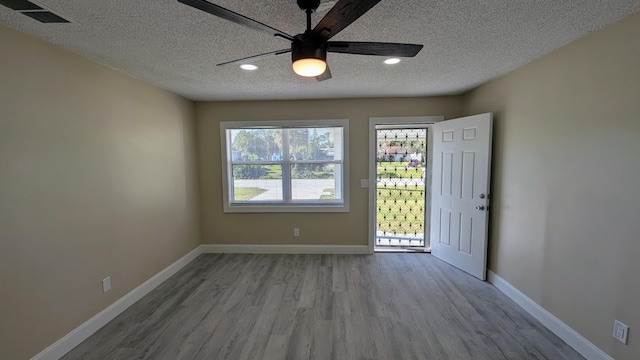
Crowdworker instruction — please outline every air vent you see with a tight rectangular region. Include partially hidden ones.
[1,0,71,23]
[0,0,42,11]
[21,11,70,23]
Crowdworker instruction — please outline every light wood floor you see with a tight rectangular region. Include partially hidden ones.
[62,253,584,360]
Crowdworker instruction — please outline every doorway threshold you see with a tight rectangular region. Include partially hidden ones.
[375,246,431,253]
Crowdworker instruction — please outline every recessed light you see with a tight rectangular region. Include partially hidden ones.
[240,64,258,71]
[384,58,401,65]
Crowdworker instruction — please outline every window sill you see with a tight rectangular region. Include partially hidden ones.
[224,203,349,213]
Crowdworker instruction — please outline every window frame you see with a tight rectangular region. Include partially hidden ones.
[220,119,350,213]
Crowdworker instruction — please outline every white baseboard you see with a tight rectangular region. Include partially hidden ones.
[487,271,613,360]
[31,246,204,360]
[201,244,370,254]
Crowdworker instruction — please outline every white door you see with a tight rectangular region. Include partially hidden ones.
[430,113,492,280]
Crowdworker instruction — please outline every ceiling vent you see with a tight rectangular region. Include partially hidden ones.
[0,0,41,11]
[0,0,71,23]
[22,10,69,23]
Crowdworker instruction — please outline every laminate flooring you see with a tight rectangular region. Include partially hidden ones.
[61,253,585,360]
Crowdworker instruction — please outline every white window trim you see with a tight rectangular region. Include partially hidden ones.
[220,119,350,213]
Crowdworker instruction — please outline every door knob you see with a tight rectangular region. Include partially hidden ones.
[476,205,486,210]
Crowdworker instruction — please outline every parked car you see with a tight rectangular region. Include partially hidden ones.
[407,159,420,168]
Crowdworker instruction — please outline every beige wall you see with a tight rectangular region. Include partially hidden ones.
[0,26,200,359]
[463,12,640,360]
[196,98,462,246]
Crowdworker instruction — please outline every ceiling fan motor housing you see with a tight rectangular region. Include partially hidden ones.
[291,33,327,63]
[297,0,321,11]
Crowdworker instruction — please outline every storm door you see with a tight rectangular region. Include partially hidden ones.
[374,127,429,251]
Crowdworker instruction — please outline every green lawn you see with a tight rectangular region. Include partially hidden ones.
[246,164,335,180]
[319,188,334,200]
[377,161,424,179]
[234,187,267,201]
[262,164,283,179]
[377,185,425,234]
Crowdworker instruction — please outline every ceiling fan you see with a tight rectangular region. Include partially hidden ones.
[177,0,423,81]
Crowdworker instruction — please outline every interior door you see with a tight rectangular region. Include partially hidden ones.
[430,113,492,280]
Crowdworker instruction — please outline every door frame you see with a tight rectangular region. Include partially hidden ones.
[368,116,443,253]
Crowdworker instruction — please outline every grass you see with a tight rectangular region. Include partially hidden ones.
[377,185,425,234]
[253,164,335,180]
[377,162,426,234]
[234,187,267,201]
[319,188,334,200]
[377,161,424,179]
[263,164,282,179]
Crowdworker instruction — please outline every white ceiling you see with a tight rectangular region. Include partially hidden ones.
[1,0,639,101]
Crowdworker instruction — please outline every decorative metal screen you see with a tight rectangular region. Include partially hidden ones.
[376,128,427,248]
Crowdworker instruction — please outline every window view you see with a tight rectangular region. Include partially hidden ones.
[221,120,348,212]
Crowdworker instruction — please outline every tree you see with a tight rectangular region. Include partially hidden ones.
[292,129,334,177]
[233,130,270,161]
[232,129,281,179]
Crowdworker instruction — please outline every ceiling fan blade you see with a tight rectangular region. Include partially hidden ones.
[178,0,294,41]
[312,0,382,42]
[217,49,292,67]
[315,66,332,82]
[327,41,423,57]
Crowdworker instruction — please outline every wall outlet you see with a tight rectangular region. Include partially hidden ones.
[360,179,369,188]
[102,276,111,293]
[613,320,629,344]
[293,228,300,237]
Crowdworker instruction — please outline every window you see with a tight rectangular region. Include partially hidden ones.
[220,119,349,212]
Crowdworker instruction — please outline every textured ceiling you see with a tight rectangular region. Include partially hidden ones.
[1,1,639,101]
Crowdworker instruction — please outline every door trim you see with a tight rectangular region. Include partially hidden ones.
[368,116,444,253]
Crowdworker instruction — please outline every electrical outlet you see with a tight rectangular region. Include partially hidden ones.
[360,179,369,188]
[102,276,111,293]
[293,228,300,237]
[613,320,629,344]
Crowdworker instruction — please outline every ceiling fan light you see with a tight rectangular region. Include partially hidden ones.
[292,58,327,77]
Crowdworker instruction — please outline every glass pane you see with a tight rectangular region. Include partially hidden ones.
[291,163,340,201]
[287,127,339,161]
[232,165,282,202]
[229,128,283,162]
